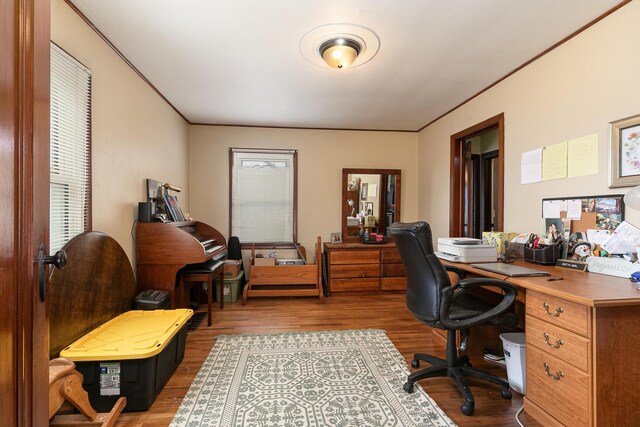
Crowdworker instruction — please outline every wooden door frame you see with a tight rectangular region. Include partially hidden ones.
[449,113,504,237]
[1,0,50,425]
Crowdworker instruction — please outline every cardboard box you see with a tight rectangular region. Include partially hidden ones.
[223,259,242,277]
[482,232,518,257]
[254,257,276,266]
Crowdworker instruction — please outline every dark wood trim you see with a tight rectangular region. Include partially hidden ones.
[449,113,504,237]
[421,0,631,131]
[228,148,233,239]
[64,0,190,124]
[341,168,402,243]
[2,0,51,425]
[480,149,499,233]
[190,121,417,133]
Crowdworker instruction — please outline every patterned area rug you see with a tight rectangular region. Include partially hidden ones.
[171,329,456,426]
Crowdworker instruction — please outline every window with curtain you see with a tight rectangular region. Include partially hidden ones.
[50,43,92,252]
[230,148,297,244]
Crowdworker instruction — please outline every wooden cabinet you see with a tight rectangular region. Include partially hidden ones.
[324,242,406,292]
[442,260,640,426]
[525,290,592,427]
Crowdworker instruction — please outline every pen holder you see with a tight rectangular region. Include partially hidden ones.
[524,244,560,265]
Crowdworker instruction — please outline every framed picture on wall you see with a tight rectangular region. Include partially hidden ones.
[361,183,368,199]
[609,113,640,188]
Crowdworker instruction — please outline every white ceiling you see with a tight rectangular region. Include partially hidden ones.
[71,0,625,131]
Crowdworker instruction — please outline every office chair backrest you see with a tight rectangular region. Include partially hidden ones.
[390,221,452,323]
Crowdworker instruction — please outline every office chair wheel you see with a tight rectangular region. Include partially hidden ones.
[501,388,512,400]
[461,401,474,416]
[410,359,420,369]
[403,382,415,393]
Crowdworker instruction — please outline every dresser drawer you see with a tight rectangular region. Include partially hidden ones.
[330,264,379,279]
[381,263,405,277]
[526,315,590,372]
[526,346,590,427]
[330,278,379,292]
[329,250,380,265]
[381,248,403,264]
[526,291,590,337]
[381,277,406,290]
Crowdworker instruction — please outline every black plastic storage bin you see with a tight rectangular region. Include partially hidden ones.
[134,289,170,310]
[60,309,192,412]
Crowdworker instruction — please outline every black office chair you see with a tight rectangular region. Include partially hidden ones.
[390,221,519,416]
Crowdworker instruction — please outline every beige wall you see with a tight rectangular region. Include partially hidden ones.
[52,0,190,262]
[189,126,418,260]
[418,1,640,240]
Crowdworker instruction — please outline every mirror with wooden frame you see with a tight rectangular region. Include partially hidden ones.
[341,168,401,243]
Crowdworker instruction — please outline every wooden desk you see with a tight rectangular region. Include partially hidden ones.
[442,260,640,426]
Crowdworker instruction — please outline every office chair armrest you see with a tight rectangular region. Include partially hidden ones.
[443,265,467,280]
[440,278,517,330]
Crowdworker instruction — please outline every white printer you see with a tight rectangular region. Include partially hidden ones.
[436,237,497,263]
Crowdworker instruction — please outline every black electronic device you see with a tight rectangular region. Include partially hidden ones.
[138,202,153,223]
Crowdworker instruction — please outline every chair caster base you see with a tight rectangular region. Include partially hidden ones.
[461,401,474,416]
[501,388,512,400]
[403,382,415,393]
[410,359,420,369]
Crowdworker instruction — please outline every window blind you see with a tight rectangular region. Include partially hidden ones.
[231,149,296,243]
[50,43,92,252]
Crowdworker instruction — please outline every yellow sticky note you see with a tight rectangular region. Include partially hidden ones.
[568,133,598,177]
[542,141,568,181]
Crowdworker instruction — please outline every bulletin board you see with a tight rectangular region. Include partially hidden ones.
[542,194,625,232]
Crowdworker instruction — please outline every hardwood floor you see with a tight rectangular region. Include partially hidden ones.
[114,294,541,426]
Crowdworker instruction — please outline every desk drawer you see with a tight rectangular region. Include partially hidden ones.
[526,315,590,372]
[330,264,379,279]
[526,291,590,338]
[526,346,590,427]
[330,278,379,292]
[381,248,402,264]
[329,250,379,265]
[381,264,405,277]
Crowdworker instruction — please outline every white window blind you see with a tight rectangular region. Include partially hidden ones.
[231,149,297,243]
[50,43,92,252]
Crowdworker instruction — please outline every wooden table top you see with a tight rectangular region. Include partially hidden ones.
[441,260,640,308]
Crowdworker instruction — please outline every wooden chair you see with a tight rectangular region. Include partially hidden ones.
[177,259,225,326]
[49,358,126,427]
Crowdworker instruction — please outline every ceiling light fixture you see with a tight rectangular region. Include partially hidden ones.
[319,38,361,69]
[300,24,379,70]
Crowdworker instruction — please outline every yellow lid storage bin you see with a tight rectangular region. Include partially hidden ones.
[60,309,193,412]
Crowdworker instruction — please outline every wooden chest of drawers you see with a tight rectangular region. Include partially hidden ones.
[324,242,406,293]
[525,290,593,427]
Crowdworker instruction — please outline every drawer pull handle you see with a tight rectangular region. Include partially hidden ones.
[543,302,564,317]
[543,362,564,381]
[543,332,564,348]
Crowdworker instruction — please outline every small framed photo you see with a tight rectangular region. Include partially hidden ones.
[330,232,342,244]
[609,113,640,188]
[361,183,368,199]
[364,201,374,215]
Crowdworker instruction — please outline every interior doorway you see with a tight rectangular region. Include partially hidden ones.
[450,113,504,238]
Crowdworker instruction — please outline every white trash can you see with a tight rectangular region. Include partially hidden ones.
[500,332,526,394]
